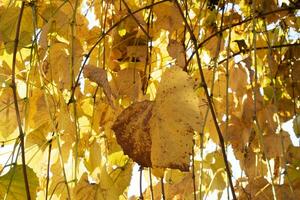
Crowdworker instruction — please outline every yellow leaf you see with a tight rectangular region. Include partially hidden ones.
[152,2,183,33]
[73,173,99,200]
[0,6,34,53]
[0,165,39,200]
[150,66,203,171]
[112,67,203,171]
[110,68,142,102]
[151,167,165,178]
[25,122,53,175]
[167,40,186,69]
[108,151,132,195]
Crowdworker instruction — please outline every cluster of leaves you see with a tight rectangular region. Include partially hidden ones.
[0,0,299,199]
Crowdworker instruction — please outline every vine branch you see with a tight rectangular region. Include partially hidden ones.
[11,1,31,200]
[174,1,237,199]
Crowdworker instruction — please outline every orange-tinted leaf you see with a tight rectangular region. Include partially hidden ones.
[112,100,153,167]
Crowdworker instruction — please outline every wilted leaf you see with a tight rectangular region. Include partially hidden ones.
[83,64,115,106]
[112,100,153,167]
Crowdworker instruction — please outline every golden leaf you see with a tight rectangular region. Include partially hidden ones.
[152,2,183,33]
[167,39,186,69]
[150,66,203,171]
[112,67,203,171]
[110,68,142,102]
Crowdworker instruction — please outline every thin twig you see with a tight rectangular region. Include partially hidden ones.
[192,139,197,200]
[251,1,277,199]
[70,0,80,184]
[149,168,154,200]
[11,2,31,199]
[120,0,151,39]
[161,177,165,200]
[217,43,300,66]
[185,6,298,68]
[174,1,237,199]
[225,1,235,199]
[139,166,144,199]
[45,137,53,200]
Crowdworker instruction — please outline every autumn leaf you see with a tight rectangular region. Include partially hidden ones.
[112,100,153,167]
[113,66,203,171]
[83,64,115,106]
[150,66,203,171]
[0,165,38,200]
[1,0,300,199]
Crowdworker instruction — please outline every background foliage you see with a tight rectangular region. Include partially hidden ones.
[0,0,299,199]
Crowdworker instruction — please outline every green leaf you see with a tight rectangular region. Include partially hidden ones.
[0,165,38,200]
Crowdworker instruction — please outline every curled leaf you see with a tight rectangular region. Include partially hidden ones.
[83,64,114,105]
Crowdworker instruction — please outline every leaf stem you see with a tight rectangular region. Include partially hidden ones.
[70,0,80,184]
[148,168,154,200]
[192,139,196,200]
[160,177,165,200]
[139,166,144,199]
[45,137,53,200]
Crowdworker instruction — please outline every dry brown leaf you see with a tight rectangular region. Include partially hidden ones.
[221,115,251,151]
[229,63,248,95]
[112,100,153,167]
[239,149,268,180]
[112,67,202,171]
[263,131,291,159]
[238,176,300,200]
[83,64,115,105]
